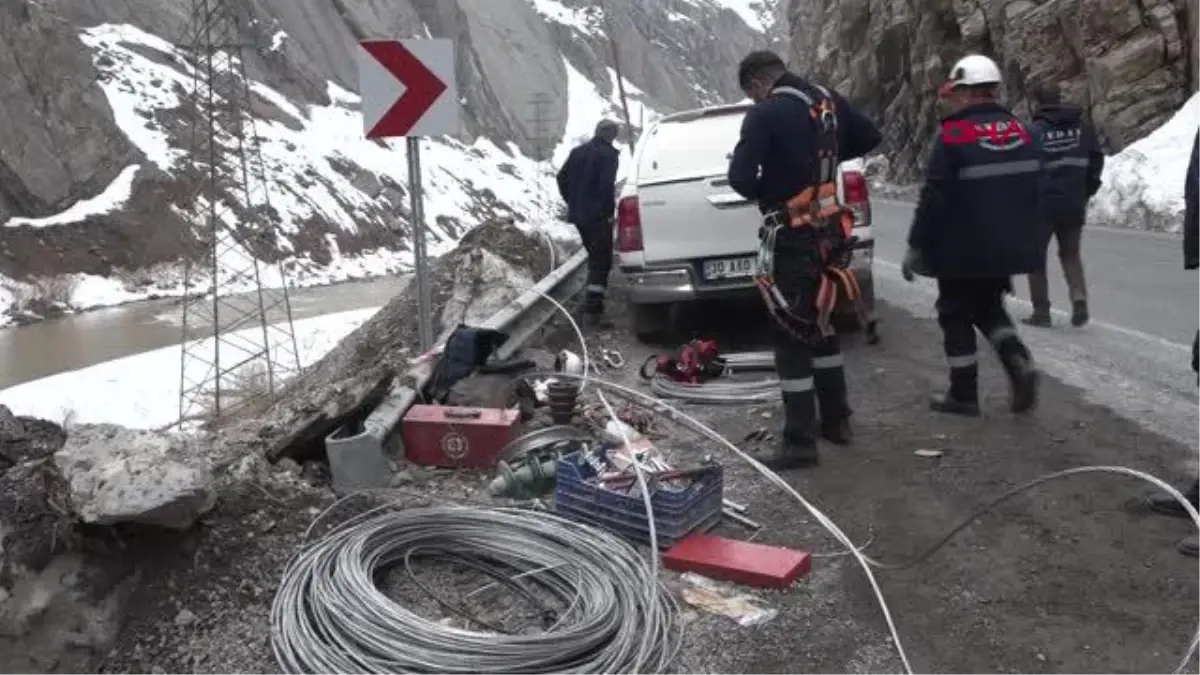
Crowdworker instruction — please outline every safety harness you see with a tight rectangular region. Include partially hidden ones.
[753,84,872,344]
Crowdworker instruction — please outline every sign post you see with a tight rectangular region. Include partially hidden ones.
[404,136,433,350]
[357,38,458,352]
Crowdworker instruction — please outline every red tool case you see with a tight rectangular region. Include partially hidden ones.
[401,405,522,469]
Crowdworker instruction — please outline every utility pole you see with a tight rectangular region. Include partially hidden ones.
[177,0,301,426]
[597,4,636,149]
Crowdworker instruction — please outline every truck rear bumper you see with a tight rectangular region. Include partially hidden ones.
[623,240,874,307]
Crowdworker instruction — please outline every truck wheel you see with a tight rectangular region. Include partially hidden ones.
[633,303,671,344]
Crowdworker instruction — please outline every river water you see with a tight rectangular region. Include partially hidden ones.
[0,277,409,390]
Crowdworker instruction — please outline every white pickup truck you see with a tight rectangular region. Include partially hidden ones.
[615,102,875,341]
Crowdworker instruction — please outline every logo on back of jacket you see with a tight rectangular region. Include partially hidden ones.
[1040,127,1083,153]
[941,119,1032,151]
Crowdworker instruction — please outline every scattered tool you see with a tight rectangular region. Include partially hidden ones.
[597,465,715,488]
[402,405,522,469]
[597,347,625,369]
[640,339,726,384]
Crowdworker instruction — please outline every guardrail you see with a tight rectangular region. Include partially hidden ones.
[324,249,588,492]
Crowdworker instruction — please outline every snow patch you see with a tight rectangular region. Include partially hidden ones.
[555,59,661,181]
[710,0,769,32]
[677,0,773,33]
[0,307,381,429]
[527,0,603,36]
[1089,93,1200,233]
[71,275,147,310]
[4,165,141,228]
[269,30,287,51]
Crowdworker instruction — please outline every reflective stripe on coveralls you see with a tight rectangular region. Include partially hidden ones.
[779,377,814,392]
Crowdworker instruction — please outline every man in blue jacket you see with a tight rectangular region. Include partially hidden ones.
[726,50,881,469]
[1145,130,1199,557]
[557,120,621,321]
[902,54,1042,416]
[1022,83,1105,328]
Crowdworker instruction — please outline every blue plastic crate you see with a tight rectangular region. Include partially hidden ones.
[553,450,724,549]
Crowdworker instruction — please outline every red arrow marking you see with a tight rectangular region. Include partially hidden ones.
[362,41,448,138]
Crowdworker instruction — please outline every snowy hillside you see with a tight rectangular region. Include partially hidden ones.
[0,0,777,328]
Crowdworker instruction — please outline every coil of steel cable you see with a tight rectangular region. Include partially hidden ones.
[270,504,681,674]
[649,375,780,404]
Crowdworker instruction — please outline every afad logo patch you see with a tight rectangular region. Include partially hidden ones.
[941,119,1032,151]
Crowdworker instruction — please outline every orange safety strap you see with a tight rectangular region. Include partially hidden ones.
[751,84,873,344]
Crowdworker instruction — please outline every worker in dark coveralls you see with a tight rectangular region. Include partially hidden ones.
[727,50,881,469]
[1022,82,1105,328]
[1145,130,1199,558]
[557,119,621,322]
[901,54,1041,416]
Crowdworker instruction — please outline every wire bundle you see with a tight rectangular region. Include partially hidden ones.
[649,375,779,404]
[270,505,681,674]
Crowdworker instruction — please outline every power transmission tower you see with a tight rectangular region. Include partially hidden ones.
[177,0,301,426]
[526,92,557,223]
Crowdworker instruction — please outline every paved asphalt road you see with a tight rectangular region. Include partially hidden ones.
[869,198,1199,453]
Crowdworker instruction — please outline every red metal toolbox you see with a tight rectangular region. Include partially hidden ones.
[401,405,522,469]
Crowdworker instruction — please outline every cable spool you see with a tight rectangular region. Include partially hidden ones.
[271,505,681,674]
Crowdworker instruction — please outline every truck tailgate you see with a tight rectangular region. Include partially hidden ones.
[637,174,760,280]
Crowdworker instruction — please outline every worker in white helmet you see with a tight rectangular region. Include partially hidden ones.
[900,54,1045,416]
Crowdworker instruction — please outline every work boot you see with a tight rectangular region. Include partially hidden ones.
[759,437,819,471]
[1022,310,1051,328]
[930,392,981,417]
[1007,355,1039,414]
[819,417,853,445]
[1148,481,1200,518]
[1070,299,1090,327]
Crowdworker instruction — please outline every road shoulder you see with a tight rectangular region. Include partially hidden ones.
[571,276,1199,673]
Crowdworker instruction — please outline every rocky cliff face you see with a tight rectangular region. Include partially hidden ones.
[787,0,1197,181]
[0,0,779,322]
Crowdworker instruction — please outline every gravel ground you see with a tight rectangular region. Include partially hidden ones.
[559,276,1199,674]
[68,270,1200,674]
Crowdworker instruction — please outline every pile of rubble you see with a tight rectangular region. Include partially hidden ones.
[0,220,572,672]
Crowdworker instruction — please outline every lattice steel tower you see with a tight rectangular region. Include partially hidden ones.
[527,92,556,222]
[177,0,300,425]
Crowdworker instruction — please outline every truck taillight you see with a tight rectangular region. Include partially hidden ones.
[616,196,643,252]
[843,170,871,227]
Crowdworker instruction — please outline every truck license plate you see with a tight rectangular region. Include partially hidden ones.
[702,256,755,280]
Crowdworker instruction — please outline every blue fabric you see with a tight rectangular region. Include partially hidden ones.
[556,137,619,225]
[908,102,1048,279]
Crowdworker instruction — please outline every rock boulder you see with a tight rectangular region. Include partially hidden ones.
[787,0,1196,181]
[54,424,216,530]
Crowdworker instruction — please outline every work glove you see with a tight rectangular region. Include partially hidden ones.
[901,248,923,283]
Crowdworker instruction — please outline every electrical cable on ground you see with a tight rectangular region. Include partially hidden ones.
[536,369,1200,675]
[527,288,1199,674]
[649,375,779,404]
[270,504,681,674]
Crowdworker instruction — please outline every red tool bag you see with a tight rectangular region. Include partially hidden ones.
[640,339,726,384]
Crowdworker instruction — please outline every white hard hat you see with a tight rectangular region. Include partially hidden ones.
[945,54,1002,88]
